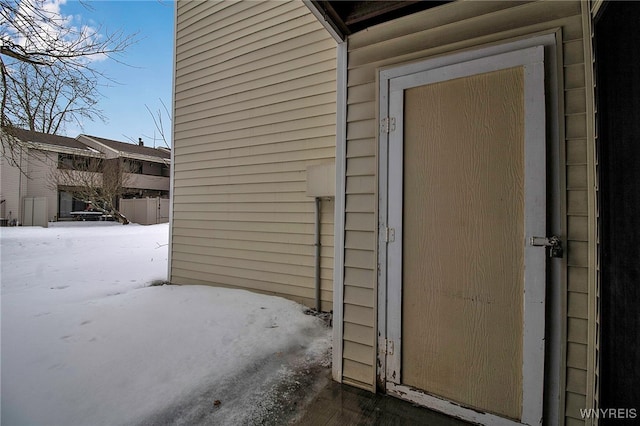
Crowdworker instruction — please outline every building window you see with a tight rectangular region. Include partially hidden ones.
[58,191,88,219]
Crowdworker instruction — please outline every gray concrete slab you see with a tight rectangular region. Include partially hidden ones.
[294,373,474,426]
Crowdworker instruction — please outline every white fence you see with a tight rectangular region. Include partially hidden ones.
[119,198,169,225]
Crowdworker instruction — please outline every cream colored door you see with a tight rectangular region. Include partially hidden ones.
[383,47,546,425]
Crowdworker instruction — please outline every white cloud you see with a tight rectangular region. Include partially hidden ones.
[4,0,107,63]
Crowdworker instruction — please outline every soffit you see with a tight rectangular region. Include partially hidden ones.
[312,0,450,38]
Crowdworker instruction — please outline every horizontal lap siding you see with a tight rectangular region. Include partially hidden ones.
[343,4,593,420]
[342,107,377,388]
[172,0,336,311]
[562,8,593,422]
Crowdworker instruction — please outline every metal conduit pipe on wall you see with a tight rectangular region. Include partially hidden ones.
[306,162,336,312]
[314,196,322,312]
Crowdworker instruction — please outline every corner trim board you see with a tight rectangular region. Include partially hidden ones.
[167,0,178,282]
[332,40,347,383]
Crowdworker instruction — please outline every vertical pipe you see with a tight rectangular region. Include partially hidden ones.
[314,196,322,311]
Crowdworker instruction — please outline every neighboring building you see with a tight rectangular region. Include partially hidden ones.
[77,135,171,199]
[1,128,104,224]
[0,128,170,224]
[171,1,639,425]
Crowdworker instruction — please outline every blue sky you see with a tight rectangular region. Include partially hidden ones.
[61,0,174,148]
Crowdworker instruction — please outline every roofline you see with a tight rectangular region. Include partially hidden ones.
[304,0,345,42]
[78,134,169,164]
[24,141,104,158]
[77,134,120,155]
[2,128,92,153]
[121,152,171,164]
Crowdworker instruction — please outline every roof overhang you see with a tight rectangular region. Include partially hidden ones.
[120,152,171,164]
[24,141,104,158]
[78,134,170,164]
[306,0,451,41]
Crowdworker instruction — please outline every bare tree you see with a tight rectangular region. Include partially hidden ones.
[1,0,135,165]
[123,98,172,149]
[144,98,172,148]
[4,60,106,134]
[51,155,132,224]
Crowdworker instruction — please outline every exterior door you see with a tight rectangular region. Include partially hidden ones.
[381,46,546,425]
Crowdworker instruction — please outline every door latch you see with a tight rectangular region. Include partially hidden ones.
[530,235,563,258]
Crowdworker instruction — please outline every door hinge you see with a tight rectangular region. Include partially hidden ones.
[384,339,394,355]
[384,226,396,243]
[380,117,396,134]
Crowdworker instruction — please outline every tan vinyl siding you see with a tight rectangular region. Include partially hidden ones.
[172,0,336,311]
[342,3,595,421]
[342,112,376,389]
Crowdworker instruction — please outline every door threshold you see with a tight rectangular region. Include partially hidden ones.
[387,383,526,426]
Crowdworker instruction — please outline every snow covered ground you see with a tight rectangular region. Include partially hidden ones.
[1,222,331,425]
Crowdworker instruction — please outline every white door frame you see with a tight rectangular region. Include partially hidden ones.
[377,34,562,426]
